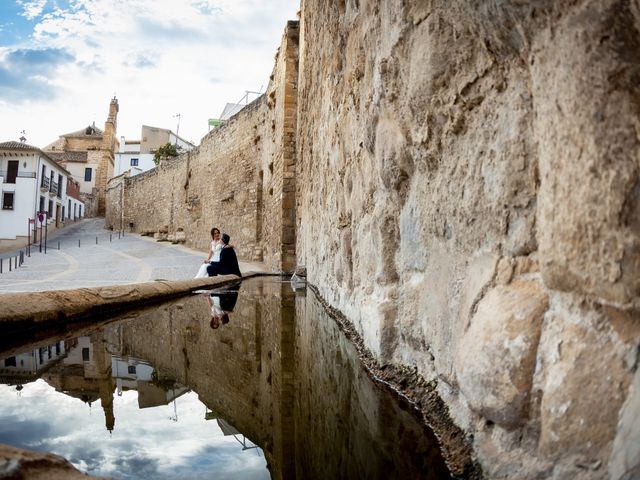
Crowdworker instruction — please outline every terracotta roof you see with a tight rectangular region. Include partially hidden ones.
[47,151,88,163]
[0,141,41,151]
[0,140,72,175]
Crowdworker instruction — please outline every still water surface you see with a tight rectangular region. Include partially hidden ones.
[0,277,451,479]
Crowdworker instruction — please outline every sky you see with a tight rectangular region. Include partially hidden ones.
[0,381,269,479]
[0,0,299,147]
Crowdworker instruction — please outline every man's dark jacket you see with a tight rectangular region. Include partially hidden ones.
[206,247,242,277]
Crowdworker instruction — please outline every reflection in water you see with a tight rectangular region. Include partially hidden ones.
[0,278,450,479]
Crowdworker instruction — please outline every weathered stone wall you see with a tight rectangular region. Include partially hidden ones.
[105,23,299,271]
[259,21,299,272]
[295,1,640,479]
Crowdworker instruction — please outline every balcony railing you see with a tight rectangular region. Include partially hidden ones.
[0,171,36,182]
[50,181,58,196]
[40,177,50,190]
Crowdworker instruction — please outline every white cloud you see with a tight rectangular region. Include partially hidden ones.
[0,381,269,479]
[17,0,47,20]
[0,0,299,147]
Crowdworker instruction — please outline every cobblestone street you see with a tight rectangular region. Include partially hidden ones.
[0,218,264,292]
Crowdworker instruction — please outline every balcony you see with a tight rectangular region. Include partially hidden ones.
[0,170,36,183]
[49,181,58,196]
[40,177,50,191]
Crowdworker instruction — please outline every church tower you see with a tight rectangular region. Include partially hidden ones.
[96,97,119,216]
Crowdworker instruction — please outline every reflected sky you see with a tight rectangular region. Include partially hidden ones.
[0,380,268,479]
[0,278,451,480]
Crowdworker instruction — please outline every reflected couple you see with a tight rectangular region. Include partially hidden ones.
[205,283,240,329]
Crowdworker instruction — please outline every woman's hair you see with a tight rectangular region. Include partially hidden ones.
[210,227,220,238]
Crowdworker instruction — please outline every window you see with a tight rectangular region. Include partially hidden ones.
[4,357,16,367]
[39,196,45,214]
[48,199,53,216]
[62,206,65,221]
[6,161,18,184]
[130,158,139,167]
[84,168,92,181]
[128,365,137,374]
[2,192,14,210]
[82,348,90,361]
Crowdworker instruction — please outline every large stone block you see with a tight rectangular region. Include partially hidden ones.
[455,280,548,429]
[535,297,638,466]
[533,0,640,304]
[609,366,640,480]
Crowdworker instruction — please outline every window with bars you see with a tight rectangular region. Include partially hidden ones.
[2,192,14,210]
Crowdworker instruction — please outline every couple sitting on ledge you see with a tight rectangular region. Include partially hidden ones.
[194,227,242,278]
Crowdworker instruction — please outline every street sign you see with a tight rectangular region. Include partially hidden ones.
[37,213,44,222]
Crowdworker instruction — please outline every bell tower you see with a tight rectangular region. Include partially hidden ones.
[96,97,119,216]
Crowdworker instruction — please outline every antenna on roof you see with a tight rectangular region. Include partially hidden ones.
[173,113,181,145]
[19,130,26,143]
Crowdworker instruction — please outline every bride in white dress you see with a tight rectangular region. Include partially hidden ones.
[194,227,223,278]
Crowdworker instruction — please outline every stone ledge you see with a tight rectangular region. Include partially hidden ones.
[0,272,270,335]
[0,443,108,480]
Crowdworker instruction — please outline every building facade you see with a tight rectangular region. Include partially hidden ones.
[44,97,119,217]
[0,141,84,250]
[114,125,195,177]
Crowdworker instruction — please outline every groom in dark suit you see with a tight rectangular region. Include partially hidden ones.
[207,233,242,277]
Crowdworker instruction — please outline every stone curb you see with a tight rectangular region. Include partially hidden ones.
[0,271,271,334]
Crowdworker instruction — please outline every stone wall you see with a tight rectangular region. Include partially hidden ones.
[295,1,640,479]
[103,2,640,477]
[105,24,299,271]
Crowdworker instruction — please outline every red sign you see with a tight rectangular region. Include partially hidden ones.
[37,213,44,222]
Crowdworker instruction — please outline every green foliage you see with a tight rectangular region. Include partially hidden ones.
[153,142,180,165]
[150,369,178,391]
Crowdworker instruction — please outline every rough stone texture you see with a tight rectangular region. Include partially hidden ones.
[533,1,640,305]
[294,0,640,478]
[0,443,108,479]
[455,280,548,429]
[99,1,640,476]
[105,25,299,272]
[609,365,640,480]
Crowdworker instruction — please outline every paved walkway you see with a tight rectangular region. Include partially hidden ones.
[0,218,267,293]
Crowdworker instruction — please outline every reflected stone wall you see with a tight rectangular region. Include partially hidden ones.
[106,279,448,479]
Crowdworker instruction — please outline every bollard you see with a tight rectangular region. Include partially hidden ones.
[118,231,121,239]
[58,240,60,250]
[1,258,3,273]
[78,239,81,248]
[110,233,112,242]
[9,257,11,272]
[96,236,98,245]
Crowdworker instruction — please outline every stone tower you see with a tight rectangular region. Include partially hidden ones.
[96,97,119,216]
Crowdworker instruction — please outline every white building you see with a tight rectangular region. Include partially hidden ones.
[0,141,84,247]
[114,125,196,177]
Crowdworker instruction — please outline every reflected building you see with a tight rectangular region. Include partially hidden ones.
[0,278,450,479]
[0,341,66,388]
[43,333,115,432]
[111,355,189,409]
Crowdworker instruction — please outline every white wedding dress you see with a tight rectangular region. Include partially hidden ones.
[194,241,224,278]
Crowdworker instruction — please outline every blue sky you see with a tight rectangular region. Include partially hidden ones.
[0,0,299,146]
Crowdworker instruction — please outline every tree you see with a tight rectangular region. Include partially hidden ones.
[153,142,180,165]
